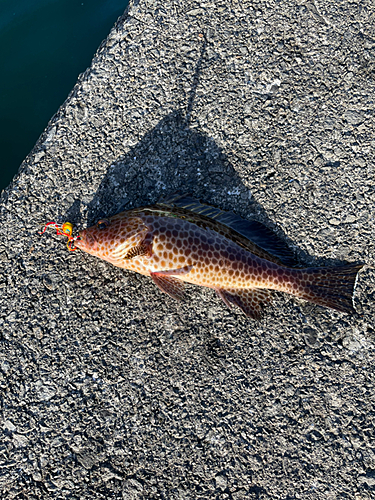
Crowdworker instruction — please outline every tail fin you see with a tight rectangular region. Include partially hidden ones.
[295,263,363,314]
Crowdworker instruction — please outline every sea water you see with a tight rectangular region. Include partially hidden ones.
[0,0,128,191]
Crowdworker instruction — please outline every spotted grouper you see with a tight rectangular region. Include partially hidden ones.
[70,194,362,319]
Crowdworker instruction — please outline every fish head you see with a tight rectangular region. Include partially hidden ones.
[75,212,147,264]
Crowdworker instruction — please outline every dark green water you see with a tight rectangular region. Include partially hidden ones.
[0,0,128,191]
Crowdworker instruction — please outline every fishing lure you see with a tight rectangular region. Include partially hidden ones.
[39,222,79,251]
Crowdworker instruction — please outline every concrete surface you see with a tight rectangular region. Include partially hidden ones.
[1,0,374,498]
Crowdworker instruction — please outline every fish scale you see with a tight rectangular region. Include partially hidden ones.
[72,196,363,320]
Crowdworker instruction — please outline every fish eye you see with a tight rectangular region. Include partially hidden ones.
[97,219,110,229]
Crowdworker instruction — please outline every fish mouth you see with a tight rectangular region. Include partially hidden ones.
[76,230,98,251]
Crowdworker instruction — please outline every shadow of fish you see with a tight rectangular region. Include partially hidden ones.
[73,194,363,319]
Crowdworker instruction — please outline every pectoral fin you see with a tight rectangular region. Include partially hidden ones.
[216,288,272,320]
[150,273,186,300]
[123,243,152,259]
[113,227,153,260]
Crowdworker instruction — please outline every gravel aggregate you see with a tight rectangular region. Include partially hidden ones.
[1,0,374,498]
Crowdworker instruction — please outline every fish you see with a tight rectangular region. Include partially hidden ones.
[72,194,363,319]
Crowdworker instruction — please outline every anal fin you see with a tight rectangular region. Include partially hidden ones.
[216,288,272,320]
[150,273,185,300]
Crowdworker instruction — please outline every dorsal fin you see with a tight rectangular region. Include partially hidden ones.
[159,193,298,267]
